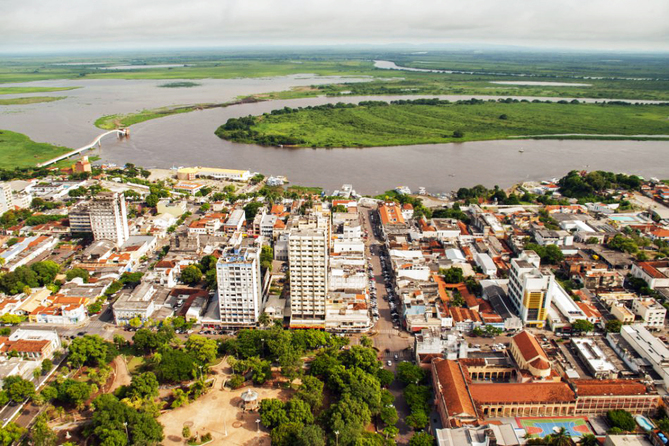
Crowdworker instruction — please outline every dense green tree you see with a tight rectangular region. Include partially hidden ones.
[128,372,159,400]
[180,265,202,285]
[406,411,429,430]
[605,319,623,333]
[259,398,289,429]
[524,243,564,264]
[68,335,118,367]
[30,261,60,286]
[185,334,218,364]
[441,267,464,284]
[380,405,399,427]
[377,368,395,387]
[145,194,159,207]
[409,432,435,446]
[295,375,324,410]
[29,413,57,446]
[287,398,314,425]
[340,346,381,374]
[56,379,92,408]
[0,423,24,446]
[3,376,35,402]
[88,394,163,446]
[572,319,594,333]
[132,327,174,353]
[607,409,635,431]
[154,349,197,383]
[65,267,89,282]
[397,362,425,385]
[296,425,326,446]
[270,422,302,446]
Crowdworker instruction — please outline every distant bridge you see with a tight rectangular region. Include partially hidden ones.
[38,128,129,167]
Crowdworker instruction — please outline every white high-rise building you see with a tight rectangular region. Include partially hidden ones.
[89,192,129,246]
[0,183,12,214]
[289,229,328,328]
[216,246,263,327]
[508,250,556,327]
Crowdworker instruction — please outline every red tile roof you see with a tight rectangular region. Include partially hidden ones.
[469,382,575,404]
[573,379,648,396]
[433,359,477,417]
[512,330,548,364]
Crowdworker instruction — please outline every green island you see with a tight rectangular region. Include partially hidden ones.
[0,129,71,168]
[0,86,78,95]
[0,96,65,105]
[214,99,669,148]
[158,81,201,88]
[94,97,263,130]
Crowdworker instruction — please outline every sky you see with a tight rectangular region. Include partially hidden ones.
[1,0,668,53]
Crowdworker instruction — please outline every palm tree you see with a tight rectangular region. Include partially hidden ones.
[579,434,597,446]
[258,312,271,328]
[550,428,573,446]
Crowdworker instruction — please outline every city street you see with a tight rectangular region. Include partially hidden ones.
[360,204,413,444]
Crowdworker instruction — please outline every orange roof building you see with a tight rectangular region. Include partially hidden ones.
[509,330,552,379]
[378,202,405,226]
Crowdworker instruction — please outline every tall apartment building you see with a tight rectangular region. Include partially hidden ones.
[0,183,13,214]
[89,192,129,246]
[69,202,93,233]
[216,246,263,327]
[0,182,30,213]
[508,250,556,327]
[289,229,328,328]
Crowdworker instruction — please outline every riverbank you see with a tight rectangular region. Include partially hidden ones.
[214,99,669,148]
[0,96,65,105]
[94,97,265,130]
[0,129,71,168]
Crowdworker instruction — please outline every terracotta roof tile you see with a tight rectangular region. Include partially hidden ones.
[433,359,477,417]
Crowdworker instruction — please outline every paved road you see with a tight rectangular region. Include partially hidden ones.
[360,204,413,445]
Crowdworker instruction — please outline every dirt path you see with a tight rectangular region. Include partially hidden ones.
[109,356,132,393]
[158,358,291,446]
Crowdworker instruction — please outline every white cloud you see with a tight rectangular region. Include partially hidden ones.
[1,0,668,51]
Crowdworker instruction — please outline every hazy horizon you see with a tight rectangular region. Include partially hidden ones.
[1,0,668,54]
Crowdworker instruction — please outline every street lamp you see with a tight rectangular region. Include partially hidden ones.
[256,419,261,433]
[335,430,339,446]
[123,422,128,437]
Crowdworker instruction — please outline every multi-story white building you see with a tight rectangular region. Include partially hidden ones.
[508,250,555,327]
[0,182,13,214]
[89,192,129,246]
[216,246,263,327]
[289,229,328,328]
[631,298,666,330]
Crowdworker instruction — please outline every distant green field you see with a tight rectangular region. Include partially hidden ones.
[0,86,78,95]
[215,100,669,148]
[0,129,71,168]
[1,51,668,100]
[0,96,65,105]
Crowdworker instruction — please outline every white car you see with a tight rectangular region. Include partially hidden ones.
[387,360,392,367]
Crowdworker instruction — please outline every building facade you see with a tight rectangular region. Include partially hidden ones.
[89,192,130,246]
[508,250,555,327]
[289,229,328,328]
[216,246,263,327]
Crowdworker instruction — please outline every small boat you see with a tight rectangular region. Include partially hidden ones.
[519,149,525,153]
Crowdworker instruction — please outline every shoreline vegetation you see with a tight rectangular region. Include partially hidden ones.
[214,98,669,148]
[0,96,66,105]
[0,86,79,95]
[94,96,264,130]
[158,81,201,88]
[0,129,71,169]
